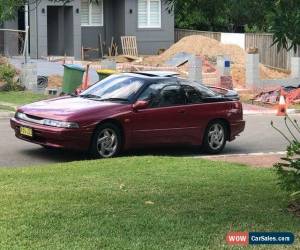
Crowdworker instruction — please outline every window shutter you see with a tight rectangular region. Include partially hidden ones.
[91,0,103,26]
[149,0,160,27]
[81,0,89,25]
[138,0,148,28]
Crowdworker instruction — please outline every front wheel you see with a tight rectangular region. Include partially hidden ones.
[203,121,227,154]
[90,123,122,158]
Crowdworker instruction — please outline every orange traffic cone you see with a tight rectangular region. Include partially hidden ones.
[277,94,287,116]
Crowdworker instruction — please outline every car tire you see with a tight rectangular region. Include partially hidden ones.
[90,123,122,158]
[203,120,227,154]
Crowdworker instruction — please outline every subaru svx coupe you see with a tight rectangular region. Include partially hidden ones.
[10,71,245,158]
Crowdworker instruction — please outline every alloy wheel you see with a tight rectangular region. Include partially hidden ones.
[97,128,118,158]
[207,124,225,150]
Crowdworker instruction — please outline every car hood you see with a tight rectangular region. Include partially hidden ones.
[18,96,126,120]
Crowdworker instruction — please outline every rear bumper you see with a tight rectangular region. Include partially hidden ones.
[10,117,93,151]
[230,120,245,141]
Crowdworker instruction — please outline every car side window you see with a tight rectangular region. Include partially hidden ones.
[137,83,165,108]
[182,85,202,104]
[158,85,185,107]
[179,79,218,100]
[137,81,185,108]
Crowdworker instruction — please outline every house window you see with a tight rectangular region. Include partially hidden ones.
[81,0,103,26]
[138,0,161,28]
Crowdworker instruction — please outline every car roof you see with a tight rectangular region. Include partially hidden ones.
[133,71,180,77]
[111,72,208,88]
[122,71,179,80]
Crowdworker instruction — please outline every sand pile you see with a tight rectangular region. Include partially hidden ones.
[145,35,245,65]
[232,64,290,87]
[144,35,290,86]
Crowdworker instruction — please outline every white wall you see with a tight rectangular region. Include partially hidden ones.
[221,33,245,49]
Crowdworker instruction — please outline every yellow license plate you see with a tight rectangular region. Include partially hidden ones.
[20,127,33,137]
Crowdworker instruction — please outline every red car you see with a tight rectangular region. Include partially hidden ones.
[10,72,245,158]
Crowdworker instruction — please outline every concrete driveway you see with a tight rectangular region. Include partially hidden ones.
[0,114,297,167]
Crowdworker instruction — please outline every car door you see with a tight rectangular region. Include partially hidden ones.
[129,81,188,146]
[180,82,223,145]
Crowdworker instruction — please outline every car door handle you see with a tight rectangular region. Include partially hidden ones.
[178,109,186,114]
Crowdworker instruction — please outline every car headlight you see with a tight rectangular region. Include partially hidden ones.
[15,112,26,120]
[15,112,79,128]
[43,119,79,128]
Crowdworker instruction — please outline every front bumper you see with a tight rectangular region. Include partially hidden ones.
[230,120,246,141]
[10,117,93,151]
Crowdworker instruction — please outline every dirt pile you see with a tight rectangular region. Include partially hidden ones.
[231,64,290,87]
[260,65,290,79]
[145,35,245,65]
[48,75,63,88]
[144,35,290,86]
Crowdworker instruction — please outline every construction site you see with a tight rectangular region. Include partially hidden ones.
[1,32,300,111]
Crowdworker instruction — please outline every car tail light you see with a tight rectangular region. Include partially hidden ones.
[232,102,243,116]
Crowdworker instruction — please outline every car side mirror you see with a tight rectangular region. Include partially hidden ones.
[133,100,148,111]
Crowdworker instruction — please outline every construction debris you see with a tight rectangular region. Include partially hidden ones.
[37,76,48,89]
[108,37,118,57]
[253,86,300,105]
[114,55,141,63]
[144,35,245,65]
[121,36,138,57]
[143,35,290,87]
[165,52,193,67]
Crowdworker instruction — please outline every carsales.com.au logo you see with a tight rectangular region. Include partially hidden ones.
[226,232,295,246]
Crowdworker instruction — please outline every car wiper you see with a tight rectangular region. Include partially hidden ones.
[79,94,101,99]
[99,98,129,102]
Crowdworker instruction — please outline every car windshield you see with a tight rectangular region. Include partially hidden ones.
[80,75,144,101]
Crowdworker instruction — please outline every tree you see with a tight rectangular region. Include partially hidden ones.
[166,0,228,31]
[267,0,300,54]
[167,0,300,53]
[166,0,271,32]
[0,0,71,23]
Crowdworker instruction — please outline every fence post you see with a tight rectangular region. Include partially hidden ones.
[188,55,202,83]
[246,52,260,89]
[291,57,300,78]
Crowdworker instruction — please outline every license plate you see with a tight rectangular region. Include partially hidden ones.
[20,126,33,137]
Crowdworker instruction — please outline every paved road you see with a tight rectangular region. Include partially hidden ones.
[0,114,298,167]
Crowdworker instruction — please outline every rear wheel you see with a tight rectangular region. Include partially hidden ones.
[90,123,122,158]
[203,121,227,154]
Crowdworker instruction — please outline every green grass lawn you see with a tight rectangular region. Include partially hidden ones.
[0,157,299,249]
[0,91,47,106]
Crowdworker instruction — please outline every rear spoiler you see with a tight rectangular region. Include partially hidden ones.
[209,86,240,100]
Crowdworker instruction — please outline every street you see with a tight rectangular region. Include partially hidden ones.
[0,114,297,167]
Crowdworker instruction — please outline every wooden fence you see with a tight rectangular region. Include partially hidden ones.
[174,28,298,70]
[245,33,298,70]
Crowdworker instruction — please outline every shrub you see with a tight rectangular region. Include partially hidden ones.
[0,63,18,91]
[272,116,300,205]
